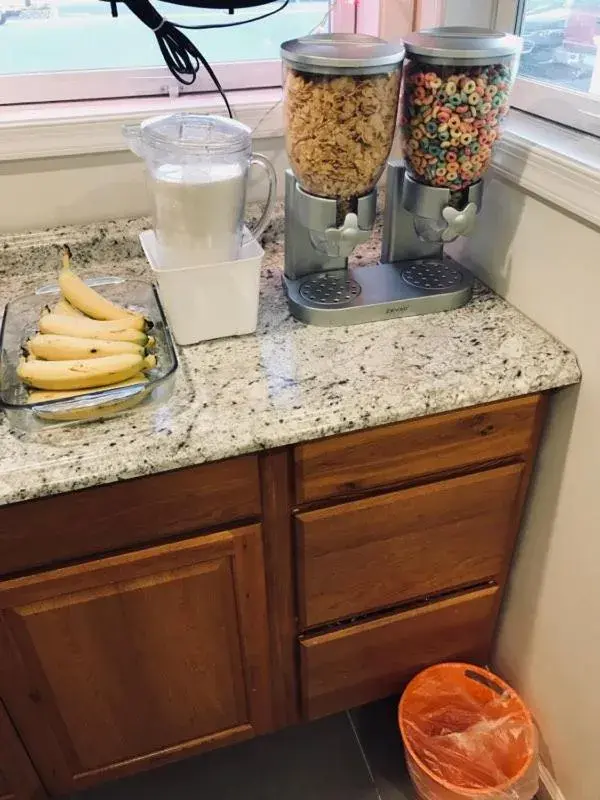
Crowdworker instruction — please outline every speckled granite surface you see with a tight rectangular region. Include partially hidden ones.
[0,209,580,508]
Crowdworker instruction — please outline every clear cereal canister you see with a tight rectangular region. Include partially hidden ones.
[401,27,521,190]
[281,34,405,200]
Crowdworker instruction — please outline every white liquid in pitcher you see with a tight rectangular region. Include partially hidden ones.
[151,162,246,268]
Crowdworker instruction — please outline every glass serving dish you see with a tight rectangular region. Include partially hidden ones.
[0,277,178,432]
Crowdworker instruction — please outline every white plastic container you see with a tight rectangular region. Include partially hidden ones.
[140,229,264,346]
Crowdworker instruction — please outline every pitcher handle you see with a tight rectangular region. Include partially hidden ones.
[122,123,144,158]
[248,153,277,242]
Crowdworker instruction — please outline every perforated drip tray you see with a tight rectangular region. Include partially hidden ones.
[284,259,474,327]
[401,259,463,291]
[299,273,361,307]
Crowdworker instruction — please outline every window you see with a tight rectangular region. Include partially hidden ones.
[497,0,600,134]
[0,0,341,104]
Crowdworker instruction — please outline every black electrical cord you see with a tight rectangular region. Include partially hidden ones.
[117,0,289,118]
[175,0,289,30]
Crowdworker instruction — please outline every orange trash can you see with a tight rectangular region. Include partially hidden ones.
[398,663,538,800]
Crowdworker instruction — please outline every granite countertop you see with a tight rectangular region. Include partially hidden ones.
[0,211,580,508]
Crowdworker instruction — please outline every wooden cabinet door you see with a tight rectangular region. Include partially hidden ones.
[0,699,45,800]
[0,525,272,795]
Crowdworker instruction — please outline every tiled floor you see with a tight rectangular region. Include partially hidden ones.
[70,698,415,800]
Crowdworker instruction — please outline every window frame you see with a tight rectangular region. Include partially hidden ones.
[495,0,600,136]
[0,61,282,106]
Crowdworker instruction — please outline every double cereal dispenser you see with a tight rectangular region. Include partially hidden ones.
[280,28,520,326]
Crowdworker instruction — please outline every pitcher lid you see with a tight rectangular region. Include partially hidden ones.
[139,113,251,154]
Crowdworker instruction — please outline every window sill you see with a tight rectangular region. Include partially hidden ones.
[0,88,284,161]
[492,110,600,230]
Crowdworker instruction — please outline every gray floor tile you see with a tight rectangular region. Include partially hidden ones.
[70,713,379,800]
[349,697,416,800]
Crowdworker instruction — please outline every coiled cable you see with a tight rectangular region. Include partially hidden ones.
[113,0,290,117]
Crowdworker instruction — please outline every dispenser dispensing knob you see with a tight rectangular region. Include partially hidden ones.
[324,213,371,258]
[441,202,478,242]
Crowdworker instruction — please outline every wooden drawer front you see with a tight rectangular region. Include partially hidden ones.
[0,455,260,576]
[294,394,542,504]
[300,585,498,720]
[296,464,524,629]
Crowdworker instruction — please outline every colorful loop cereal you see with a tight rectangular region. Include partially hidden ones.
[401,28,520,190]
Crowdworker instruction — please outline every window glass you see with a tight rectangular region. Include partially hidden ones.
[519,0,600,93]
[0,0,328,75]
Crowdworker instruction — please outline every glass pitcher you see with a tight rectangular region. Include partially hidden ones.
[124,113,277,269]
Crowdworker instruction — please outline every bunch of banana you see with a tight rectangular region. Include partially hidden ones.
[17,247,158,420]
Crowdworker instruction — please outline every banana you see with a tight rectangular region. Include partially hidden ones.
[59,268,144,323]
[17,353,151,391]
[53,297,86,317]
[27,334,144,361]
[39,314,148,345]
[28,374,149,403]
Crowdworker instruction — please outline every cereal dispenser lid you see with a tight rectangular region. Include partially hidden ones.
[281,33,405,74]
[404,27,521,65]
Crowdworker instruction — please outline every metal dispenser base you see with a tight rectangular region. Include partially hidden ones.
[282,164,477,327]
[284,259,472,327]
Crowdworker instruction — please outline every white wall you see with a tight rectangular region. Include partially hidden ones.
[450,176,600,800]
[0,136,288,232]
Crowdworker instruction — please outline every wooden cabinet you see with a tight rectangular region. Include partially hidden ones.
[291,395,545,722]
[0,525,272,795]
[0,699,45,800]
[0,394,547,796]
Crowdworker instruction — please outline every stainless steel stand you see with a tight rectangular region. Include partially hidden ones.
[282,163,482,326]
